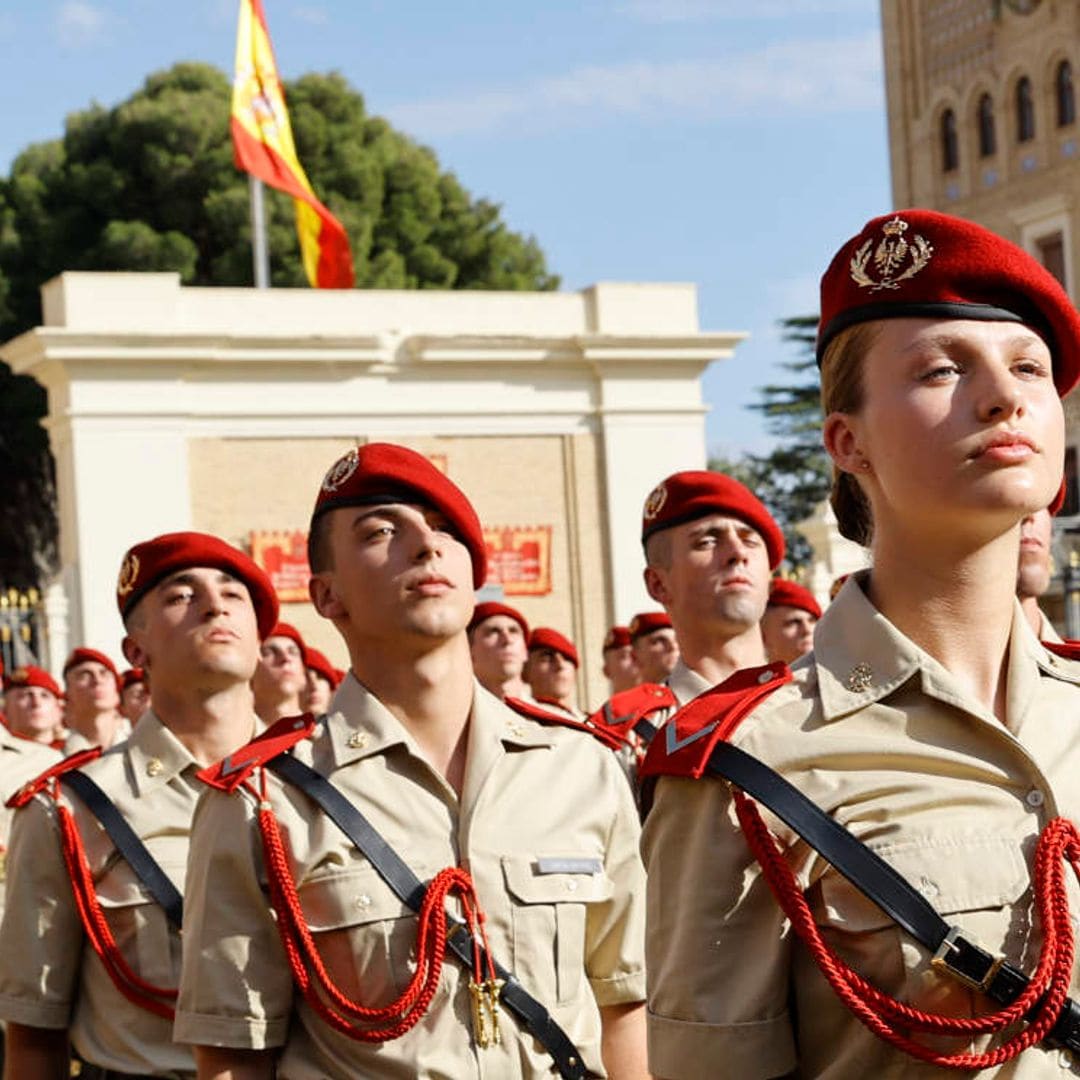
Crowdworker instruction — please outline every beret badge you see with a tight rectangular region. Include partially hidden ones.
[322,447,360,493]
[643,482,668,521]
[116,553,140,598]
[850,216,933,293]
[10,667,28,683]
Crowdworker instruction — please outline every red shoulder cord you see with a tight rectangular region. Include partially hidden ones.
[50,780,177,1019]
[733,789,1080,1069]
[248,768,501,1044]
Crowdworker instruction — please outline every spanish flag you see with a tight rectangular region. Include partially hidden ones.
[231,0,354,288]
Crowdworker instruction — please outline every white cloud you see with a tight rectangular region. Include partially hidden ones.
[616,0,869,23]
[292,5,328,24]
[386,31,883,138]
[56,1,107,47]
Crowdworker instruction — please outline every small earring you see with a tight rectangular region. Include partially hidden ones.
[860,459,871,471]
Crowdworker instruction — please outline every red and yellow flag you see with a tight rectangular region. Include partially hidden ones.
[231,0,354,288]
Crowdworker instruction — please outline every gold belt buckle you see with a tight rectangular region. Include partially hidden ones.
[930,924,1005,993]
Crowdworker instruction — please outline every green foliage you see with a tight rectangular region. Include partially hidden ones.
[0,62,559,591]
[709,315,829,570]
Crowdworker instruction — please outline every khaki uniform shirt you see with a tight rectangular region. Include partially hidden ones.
[0,711,216,1078]
[64,716,133,755]
[175,676,646,1079]
[1038,608,1065,645]
[666,659,711,708]
[642,574,1080,1079]
[0,727,60,908]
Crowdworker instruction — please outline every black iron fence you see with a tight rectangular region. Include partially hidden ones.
[0,588,44,673]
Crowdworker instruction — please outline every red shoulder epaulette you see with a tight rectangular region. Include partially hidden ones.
[504,696,630,752]
[6,746,103,809]
[638,662,791,782]
[587,683,677,740]
[197,713,318,793]
[1042,639,1080,662]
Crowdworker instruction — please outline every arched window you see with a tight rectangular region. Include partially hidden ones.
[1016,76,1035,142]
[941,109,959,171]
[978,93,997,157]
[1058,60,1076,127]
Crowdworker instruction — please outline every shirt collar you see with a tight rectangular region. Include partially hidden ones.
[126,711,200,796]
[667,658,712,706]
[815,571,1080,725]
[325,673,554,771]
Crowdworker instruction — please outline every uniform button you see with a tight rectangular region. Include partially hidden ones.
[757,670,773,685]
[1026,789,1045,808]
[146,758,164,777]
[356,894,372,909]
[566,880,579,892]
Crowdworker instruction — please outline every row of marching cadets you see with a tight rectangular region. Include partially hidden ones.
[0,206,1077,1080]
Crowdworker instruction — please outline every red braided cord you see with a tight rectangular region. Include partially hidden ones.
[54,800,177,1019]
[256,798,480,1042]
[733,790,1079,1069]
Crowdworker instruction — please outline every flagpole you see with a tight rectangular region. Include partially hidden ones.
[249,175,270,289]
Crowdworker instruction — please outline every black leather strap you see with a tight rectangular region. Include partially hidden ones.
[60,770,184,930]
[266,754,592,1079]
[632,718,658,745]
[706,740,1080,1055]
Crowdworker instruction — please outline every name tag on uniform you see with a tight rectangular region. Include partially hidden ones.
[535,857,603,876]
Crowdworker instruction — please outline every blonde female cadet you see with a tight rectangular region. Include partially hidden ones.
[641,209,1080,1079]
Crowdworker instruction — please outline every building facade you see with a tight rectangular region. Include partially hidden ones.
[1,272,744,708]
[882,0,1080,623]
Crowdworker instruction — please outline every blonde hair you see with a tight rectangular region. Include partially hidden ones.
[819,322,882,546]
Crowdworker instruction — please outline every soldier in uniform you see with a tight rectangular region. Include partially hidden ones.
[2,665,64,747]
[467,600,531,700]
[301,646,342,716]
[252,622,309,726]
[63,647,129,752]
[601,626,638,695]
[0,531,275,1080]
[759,578,821,664]
[1017,507,1060,641]
[0,669,61,913]
[119,667,150,724]
[641,210,1080,1078]
[524,626,585,719]
[628,612,679,686]
[588,472,784,757]
[176,442,647,1079]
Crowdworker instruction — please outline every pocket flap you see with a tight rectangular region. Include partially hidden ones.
[502,854,614,905]
[820,834,1029,932]
[299,866,415,931]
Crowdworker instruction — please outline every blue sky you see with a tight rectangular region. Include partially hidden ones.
[0,0,891,458]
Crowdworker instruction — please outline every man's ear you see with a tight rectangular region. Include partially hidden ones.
[122,635,146,668]
[644,566,670,607]
[309,573,346,620]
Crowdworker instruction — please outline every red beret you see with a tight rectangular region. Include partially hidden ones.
[305,647,343,689]
[119,667,148,691]
[641,471,785,570]
[63,647,119,679]
[264,622,308,665]
[468,601,529,638]
[817,209,1080,398]
[603,625,632,650]
[312,443,488,589]
[116,531,279,640]
[629,611,673,641]
[528,627,579,667]
[767,579,822,620]
[3,665,62,698]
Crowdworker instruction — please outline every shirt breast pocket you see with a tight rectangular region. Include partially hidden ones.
[814,834,1030,1002]
[95,857,177,987]
[502,854,614,1005]
[298,866,419,1005]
